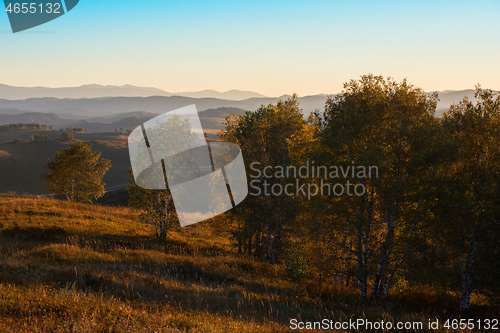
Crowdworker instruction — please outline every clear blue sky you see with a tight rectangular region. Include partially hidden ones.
[1,0,499,96]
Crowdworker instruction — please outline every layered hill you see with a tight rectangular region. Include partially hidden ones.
[0,107,248,196]
[0,84,492,123]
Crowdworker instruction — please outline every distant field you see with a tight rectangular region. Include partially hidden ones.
[0,129,227,196]
[0,130,131,195]
[1,195,495,332]
[0,128,63,145]
[0,107,247,196]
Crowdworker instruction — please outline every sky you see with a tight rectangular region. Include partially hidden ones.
[1,0,499,97]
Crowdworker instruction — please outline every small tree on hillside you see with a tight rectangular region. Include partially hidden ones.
[42,142,111,202]
[127,171,176,239]
[62,131,74,142]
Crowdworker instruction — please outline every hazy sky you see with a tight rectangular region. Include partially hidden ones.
[1,0,499,96]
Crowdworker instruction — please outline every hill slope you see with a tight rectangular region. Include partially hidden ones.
[0,195,289,332]
[0,195,497,332]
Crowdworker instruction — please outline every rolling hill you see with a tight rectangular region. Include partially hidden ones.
[0,95,326,119]
[0,195,290,332]
[1,194,492,332]
[0,89,492,124]
[0,107,248,132]
[0,107,248,196]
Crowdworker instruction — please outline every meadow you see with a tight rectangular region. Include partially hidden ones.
[0,194,497,332]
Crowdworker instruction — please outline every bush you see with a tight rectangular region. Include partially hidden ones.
[61,131,74,142]
[31,134,50,142]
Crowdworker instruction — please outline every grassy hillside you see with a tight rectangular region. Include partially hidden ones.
[0,195,497,332]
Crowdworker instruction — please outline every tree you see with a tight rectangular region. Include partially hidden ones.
[126,114,195,238]
[62,131,74,142]
[442,87,500,311]
[219,94,306,263]
[43,142,111,202]
[31,134,49,142]
[319,75,438,299]
[127,170,176,239]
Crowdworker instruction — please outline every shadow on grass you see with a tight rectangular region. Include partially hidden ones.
[2,226,68,241]
[0,228,306,324]
[1,225,230,257]
[0,260,310,325]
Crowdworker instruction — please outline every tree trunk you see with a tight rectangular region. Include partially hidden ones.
[264,195,271,262]
[271,216,283,264]
[459,224,478,312]
[318,230,322,285]
[370,228,393,299]
[237,215,242,254]
[149,200,159,238]
[356,226,368,298]
[371,202,398,300]
[356,187,374,299]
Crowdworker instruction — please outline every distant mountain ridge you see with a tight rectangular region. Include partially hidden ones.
[0,85,496,124]
[0,84,268,101]
[172,89,267,100]
[0,95,328,119]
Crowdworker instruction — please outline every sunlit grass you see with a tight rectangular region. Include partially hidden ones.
[0,194,497,332]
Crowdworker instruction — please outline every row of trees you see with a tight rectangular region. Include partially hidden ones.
[217,75,499,311]
[0,123,53,131]
[30,134,50,142]
[64,126,87,133]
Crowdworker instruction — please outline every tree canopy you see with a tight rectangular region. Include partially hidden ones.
[214,76,499,311]
[43,141,111,202]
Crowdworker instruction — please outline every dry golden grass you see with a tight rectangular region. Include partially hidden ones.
[0,194,497,332]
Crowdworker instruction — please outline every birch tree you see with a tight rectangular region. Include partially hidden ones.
[320,75,438,299]
[127,170,176,239]
[442,87,500,311]
[218,95,305,263]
